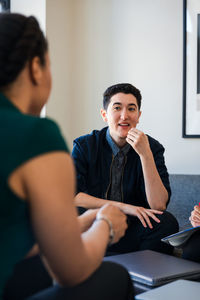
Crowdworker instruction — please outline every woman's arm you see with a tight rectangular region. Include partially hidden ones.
[78,209,98,233]
[8,152,127,286]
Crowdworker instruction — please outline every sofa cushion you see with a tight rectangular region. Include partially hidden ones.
[167,175,200,229]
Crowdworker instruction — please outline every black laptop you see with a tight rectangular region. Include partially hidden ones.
[104,250,200,287]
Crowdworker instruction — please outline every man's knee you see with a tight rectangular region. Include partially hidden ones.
[157,211,179,235]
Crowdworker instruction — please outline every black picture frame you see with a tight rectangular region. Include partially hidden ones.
[183,0,200,138]
[0,0,10,12]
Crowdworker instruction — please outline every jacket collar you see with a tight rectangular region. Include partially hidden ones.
[106,127,130,157]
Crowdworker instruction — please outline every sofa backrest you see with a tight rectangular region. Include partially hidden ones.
[167,174,200,229]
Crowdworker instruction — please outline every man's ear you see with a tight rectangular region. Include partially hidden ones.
[100,108,108,122]
[29,56,43,85]
[137,111,142,124]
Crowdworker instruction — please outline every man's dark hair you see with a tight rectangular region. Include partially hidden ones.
[0,13,48,89]
[103,83,142,110]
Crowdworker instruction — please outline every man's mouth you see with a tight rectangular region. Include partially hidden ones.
[118,123,129,127]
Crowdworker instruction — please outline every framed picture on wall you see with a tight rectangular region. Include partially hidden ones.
[183,0,200,137]
[0,0,10,13]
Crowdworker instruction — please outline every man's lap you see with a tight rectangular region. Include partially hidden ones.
[107,211,179,255]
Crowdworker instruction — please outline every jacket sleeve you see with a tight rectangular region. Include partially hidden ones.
[151,142,171,206]
[71,139,89,195]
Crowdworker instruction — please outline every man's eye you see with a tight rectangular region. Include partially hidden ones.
[129,107,136,111]
[114,106,120,110]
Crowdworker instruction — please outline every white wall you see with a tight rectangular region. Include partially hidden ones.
[11,0,46,117]
[11,0,46,32]
[46,0,200,174]
[46,0,73,145]
[11,0,200,174]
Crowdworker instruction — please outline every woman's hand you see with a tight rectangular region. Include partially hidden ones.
[190,205,200,227]
[97,204,128,244]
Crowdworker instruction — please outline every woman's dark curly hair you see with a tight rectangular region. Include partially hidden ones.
[0,13,48,89]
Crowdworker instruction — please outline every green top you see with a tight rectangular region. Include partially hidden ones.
[0,92,69,298]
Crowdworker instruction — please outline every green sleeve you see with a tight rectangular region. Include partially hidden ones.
[4,117,69,179]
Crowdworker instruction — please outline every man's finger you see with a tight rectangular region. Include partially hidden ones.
[137,213,147,228]
[141,212,153,229]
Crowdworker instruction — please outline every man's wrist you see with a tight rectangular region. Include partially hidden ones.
[140,148,153,162]
[95,215,115,245]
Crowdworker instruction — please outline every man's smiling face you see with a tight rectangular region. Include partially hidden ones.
[101,92,141,147]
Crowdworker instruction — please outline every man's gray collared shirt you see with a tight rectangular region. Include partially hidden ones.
[106,128,130,202]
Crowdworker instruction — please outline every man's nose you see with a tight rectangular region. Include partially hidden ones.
[120,109,128,120]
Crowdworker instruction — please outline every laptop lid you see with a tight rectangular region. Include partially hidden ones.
[135,279,200,300]
[104,250,200,286]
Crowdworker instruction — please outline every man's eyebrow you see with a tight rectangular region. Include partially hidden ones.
[128,103,137,107]
[112,102,137,107]
[112,102,122,106]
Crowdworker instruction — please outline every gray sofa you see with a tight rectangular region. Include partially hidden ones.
[167,174,200,229]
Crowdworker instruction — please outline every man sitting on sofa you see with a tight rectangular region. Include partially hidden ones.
[72,83,178,255]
